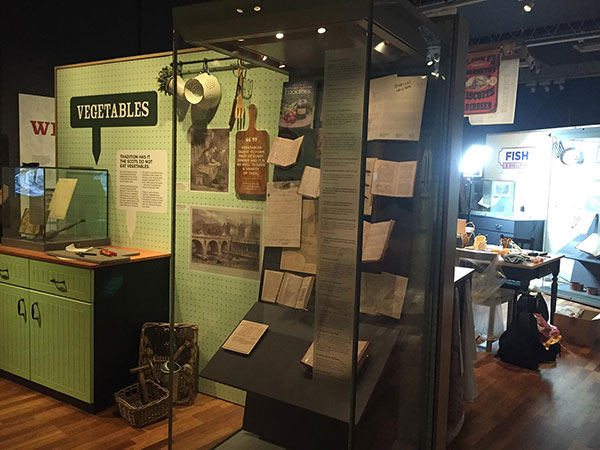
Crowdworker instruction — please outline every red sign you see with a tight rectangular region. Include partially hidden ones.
[464,48,501,115]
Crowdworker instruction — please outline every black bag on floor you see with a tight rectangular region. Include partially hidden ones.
[497,313,548,370]
[516,292,549,321]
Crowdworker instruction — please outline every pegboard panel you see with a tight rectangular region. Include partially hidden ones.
[174,58,287,405]
[56,55,176,251]
[56,50,287,406]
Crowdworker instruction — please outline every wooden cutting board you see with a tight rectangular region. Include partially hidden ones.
[235,104,269,196]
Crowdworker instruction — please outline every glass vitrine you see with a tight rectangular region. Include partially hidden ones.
[170,1,467,448]
[1,167,109,251]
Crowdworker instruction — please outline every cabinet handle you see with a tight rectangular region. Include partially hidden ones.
[0,268,9,279]
[17,298,26,321]
[50,278,67,289]
[31,302,41,327]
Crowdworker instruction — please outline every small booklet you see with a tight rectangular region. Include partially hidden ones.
[267,136,304,167]
[301,341,370,372]
[222,320,269,355]
[260,270,315,310]
[261,269,285,303]
[360,272,408,320]
[371,160,418,198]
[362,220,395,263]
[297,166,320,198]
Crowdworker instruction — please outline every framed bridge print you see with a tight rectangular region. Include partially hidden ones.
[189,206,262,279]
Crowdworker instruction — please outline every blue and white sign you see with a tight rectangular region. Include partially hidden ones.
[498,146,533,169]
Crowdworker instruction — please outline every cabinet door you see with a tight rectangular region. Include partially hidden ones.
[0,284,30,379]
[29,291,93,403]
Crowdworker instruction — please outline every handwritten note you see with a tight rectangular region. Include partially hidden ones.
[368,75,427,141]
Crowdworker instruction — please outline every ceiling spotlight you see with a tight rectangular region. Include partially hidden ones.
[279,63,286,69]
[253,5,261,11]
[237,38,245,42]
[431,71,440,78]
[426,59,434,66]
[317,27,327,34]
[261,55,268,61]
[275,32,284,39]
[523,0,534,12]
[236,8,244,13]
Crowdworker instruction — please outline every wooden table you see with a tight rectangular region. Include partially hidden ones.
[456,247,563,323]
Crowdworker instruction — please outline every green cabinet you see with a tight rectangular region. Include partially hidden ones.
[0,284,30,379]
[0,249,169,411]
[29,291,93,403]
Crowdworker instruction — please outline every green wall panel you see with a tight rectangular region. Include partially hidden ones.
[56,51,287,405]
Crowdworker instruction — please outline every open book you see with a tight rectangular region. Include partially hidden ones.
[360,272,408,320]
[362,220,395,263]
[261,269,315,310]
[301,341,370,373]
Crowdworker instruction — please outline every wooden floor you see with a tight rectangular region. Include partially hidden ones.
[0,378,243,450]
[450,342,600,450]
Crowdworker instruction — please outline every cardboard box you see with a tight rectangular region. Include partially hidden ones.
[554,302,600,348]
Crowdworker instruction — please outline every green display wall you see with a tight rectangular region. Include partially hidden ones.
[56,50,287,404]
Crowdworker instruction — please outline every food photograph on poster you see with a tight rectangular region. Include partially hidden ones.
[190,128,229,192]
[189,206,262,278]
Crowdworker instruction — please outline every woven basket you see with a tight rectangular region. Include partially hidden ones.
[114,380,169,427]
[139,322,199,406]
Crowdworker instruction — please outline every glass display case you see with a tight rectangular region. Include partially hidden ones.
[1,167,109,251]
[170,1,467,448]
[469,179,516,217]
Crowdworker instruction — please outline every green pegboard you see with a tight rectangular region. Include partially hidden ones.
[56,50,287,406]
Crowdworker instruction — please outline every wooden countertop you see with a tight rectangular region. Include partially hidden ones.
[0,244,170,269]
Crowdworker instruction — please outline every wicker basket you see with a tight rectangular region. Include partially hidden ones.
[139,322,199,406]
[114,380,170,427]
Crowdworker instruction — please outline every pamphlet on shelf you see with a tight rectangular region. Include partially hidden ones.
[265,181,302,247]
[362,220,395,263]
[371,160,417,198]
[364,158,376,215]
[48,178,78,220]
[367,75,427,141]
[261,269,285,303]
[360,272,408,319]
[222,320,269,355]
[267,136,304,167]
[297,166,320,198]
[281,199,318,274]
[301,341,370,371]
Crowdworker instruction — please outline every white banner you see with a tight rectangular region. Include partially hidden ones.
[19,93,56,166]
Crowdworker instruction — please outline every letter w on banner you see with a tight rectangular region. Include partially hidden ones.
[19,93,56,166]
[464,47,501,116]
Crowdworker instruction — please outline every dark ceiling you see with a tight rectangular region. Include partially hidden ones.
[458,0,600,38]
